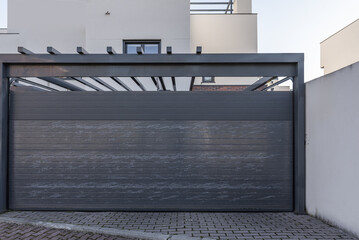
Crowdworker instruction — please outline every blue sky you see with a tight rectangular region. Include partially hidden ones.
[1,0,359,80]
[253,0,359,80]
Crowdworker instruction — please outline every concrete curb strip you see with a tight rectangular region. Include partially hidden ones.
[0,217,215,240]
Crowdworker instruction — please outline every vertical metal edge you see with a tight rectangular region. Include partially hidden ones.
[0,62,9,213]
[293,58,306,214]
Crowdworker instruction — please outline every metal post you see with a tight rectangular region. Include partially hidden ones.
[171,77,176,91]
[293,57,306,214]
[0,62,9,212]
[151,77,159,91]
[190,77,196,91]
[159,77,166,91]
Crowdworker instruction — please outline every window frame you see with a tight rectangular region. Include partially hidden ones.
[123,40,161,54]
[202,76,216,83]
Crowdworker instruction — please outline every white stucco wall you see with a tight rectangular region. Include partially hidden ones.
[0,0,257,88]
[2,0,256,56]
[0,31,19,53]
[190,14,257,85]
[320,19,359,75]
[7,0,87,53]
[234,0,252,13]
[306,62,359,238]
[190,14,257,54]
[85,0,190,53]
[4,0,190,54]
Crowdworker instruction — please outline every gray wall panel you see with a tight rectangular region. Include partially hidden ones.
[9,92,293,211]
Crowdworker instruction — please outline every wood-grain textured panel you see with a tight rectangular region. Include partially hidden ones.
[9,91,293,211]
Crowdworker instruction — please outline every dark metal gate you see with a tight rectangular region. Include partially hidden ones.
[0,51,305,213]
[9,91,293,211]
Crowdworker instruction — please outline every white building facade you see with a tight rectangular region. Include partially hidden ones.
[1,0,257,54]
[0,0,258,90]
[320,18,359,75]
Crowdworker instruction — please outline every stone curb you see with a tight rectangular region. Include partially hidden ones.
[0,217,215,240]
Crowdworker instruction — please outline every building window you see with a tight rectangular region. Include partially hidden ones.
[124,40,161,54]
[202,77,215,83]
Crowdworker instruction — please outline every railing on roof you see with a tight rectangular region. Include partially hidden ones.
[190,0,234,14]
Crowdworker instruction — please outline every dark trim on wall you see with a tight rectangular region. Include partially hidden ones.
[0,62,9,213]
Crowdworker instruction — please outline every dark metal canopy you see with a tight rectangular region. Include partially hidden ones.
[0,47,305,214]
[1,46,301,92]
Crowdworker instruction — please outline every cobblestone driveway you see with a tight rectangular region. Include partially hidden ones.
[0,221,129,240]
[0,212,357,240]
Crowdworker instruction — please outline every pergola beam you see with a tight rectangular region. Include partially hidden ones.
[77,47,88,55]
[71,77,103,91]
[190,77,196,91]
[39,77,84,91]
[151,77,159,91]
[47,47,104,91]
[11,81,46,91]
[158,77,166,91]
[107,47,117,55]
[91,77,118,91]
[12,77,60,91]
[262,77,292,91]
[110,77,131,91]
[131,77,146,91]
[47,47,61,55]
[171,77,176,91]
[7,64,296,78]
[0,53,304,64]
[245,76,278,91]
[17,47,33,55]
[18,47,84,91]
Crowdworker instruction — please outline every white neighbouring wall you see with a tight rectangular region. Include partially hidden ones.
[7,0,88,53]
[190,14,257,86]
[306,61,359,238]
[190,14,257,54]
[233,0,252,14]
[320,19,359,75]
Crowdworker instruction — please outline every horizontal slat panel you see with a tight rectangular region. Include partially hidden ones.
[9,92,293,211]
[10,175,293,181]
[10,91,293,120]
[12,120,291,133]
[11,145,290,152]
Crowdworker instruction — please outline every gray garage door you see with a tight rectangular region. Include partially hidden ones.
[9,91,293,211]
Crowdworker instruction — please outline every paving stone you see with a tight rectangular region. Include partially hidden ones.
[0,212,357,240]
[0,222,130,240]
